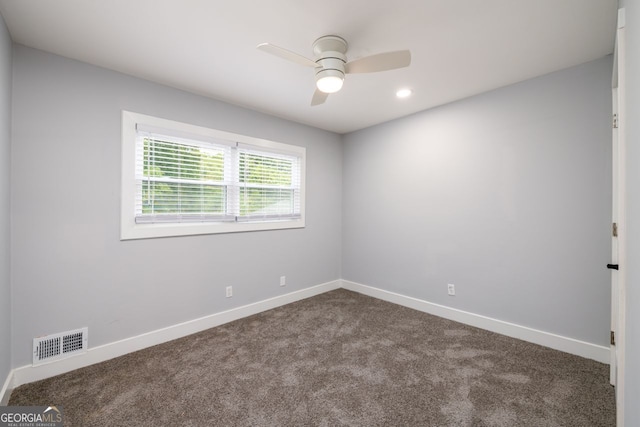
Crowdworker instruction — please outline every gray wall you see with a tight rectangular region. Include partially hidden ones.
[10,45,342,367]
[0,13,11,389]
[624,0,640,424]
[342,56,613,346]
[6,32,626,410]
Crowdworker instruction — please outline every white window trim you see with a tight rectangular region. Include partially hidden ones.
[121,111,306,240]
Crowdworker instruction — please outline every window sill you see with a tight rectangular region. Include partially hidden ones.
[121,217,305,240]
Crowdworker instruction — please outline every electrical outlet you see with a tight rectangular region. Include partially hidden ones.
[226,286,233,298]
[447,284,455,296]
[280,276,286,287]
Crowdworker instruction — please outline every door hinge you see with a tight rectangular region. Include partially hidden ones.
[611,331,616,346]
[613,222,618,237]
[613,114,618,129]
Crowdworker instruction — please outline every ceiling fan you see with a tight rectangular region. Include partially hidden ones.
[257,35,411,106]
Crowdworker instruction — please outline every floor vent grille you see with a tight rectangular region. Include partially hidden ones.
[33,327,88,365]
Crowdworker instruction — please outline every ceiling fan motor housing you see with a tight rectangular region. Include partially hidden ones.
[315,56,346,75]
[313,36,348,92]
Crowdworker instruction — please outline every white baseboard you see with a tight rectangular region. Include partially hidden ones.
[10,280,341,389]
[1,369,13,405]
[341,279,610,364]
[5,277,609,395]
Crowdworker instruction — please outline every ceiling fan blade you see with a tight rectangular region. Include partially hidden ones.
[256,43,317,68]
[311,89,329,106]
[345,50,411,74]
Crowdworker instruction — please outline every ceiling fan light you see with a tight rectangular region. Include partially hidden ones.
[316,69,344,93]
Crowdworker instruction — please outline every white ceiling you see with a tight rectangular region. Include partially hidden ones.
[0,0,617,134]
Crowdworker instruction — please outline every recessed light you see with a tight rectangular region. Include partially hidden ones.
[396,88,412,98]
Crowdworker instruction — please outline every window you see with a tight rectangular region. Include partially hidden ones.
[121,111,305,239]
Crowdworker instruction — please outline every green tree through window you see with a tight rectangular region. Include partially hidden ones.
[142,138,226,216]
[139,138,300,220]
[239,151,296,217]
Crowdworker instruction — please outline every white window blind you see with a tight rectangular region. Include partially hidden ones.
[237,144,302,222]
[133,124,302,225]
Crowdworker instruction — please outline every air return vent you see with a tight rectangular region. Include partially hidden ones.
[33,327,88,365]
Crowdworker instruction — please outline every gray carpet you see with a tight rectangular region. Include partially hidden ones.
[9,289,615,426]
